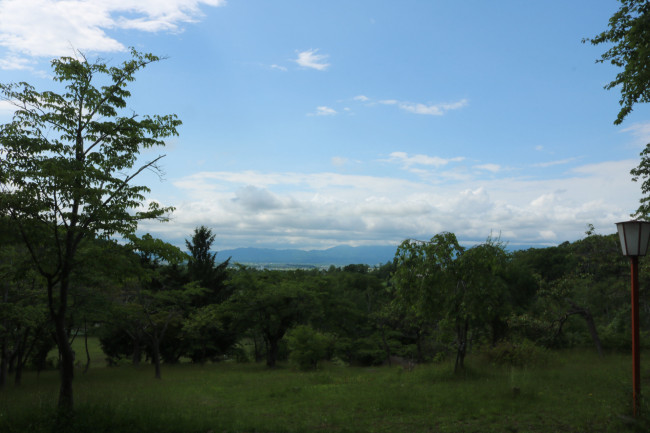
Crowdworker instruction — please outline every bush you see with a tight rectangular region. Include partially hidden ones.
[481,339,550,368]
[286,325,332,371]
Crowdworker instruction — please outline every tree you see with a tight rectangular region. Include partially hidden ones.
[227,269,317,367]
[0,50,180,412]
[391,233,464,364]
[585,1,650,216]
[584,0,650,125]
[186,225,230,304]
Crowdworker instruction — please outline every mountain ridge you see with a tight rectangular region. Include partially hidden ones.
[217,245,398,266]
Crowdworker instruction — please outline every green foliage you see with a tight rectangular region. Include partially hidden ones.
[185,226,230,305]
[286,325,332,370]
[480,339,551,368]
[0,49,180,409]
[584,0,650,125]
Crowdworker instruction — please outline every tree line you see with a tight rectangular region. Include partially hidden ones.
[2,222,648,382]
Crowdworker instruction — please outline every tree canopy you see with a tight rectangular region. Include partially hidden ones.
[585,0,650,125]
[0,49,180,412]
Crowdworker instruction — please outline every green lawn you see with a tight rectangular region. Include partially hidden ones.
[1,343,649,433]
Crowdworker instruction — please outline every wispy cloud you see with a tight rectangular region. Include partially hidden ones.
[353,95,369,102]
[385,151,465,170]
[331,156,349,166]
[622,121,650,147]
[380,98,468,116]
[308,106,337,116]
[474,164,501,173]
[0,0,225,67]
[533,158,577,168]
[294,49,330,71]
[270,64,287,71]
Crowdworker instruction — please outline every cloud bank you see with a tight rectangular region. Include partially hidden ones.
[0,0,225,68]
[140,156,641,250]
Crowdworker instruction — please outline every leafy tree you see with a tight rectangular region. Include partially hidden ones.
[0,50,180,411]
[584,0,650,125]
[227,269,318,367]
[391,233,464,364]
[453,239,510,369]
[585,1,650,216]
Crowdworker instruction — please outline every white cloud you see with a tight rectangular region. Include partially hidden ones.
[142,158,639,250]
[331,156,349,166]
[622,121,650,147]
[474,164,501,173]
[294,49,330,71]
[0,0,225,66]
[398,99,468,115]
[309,106,337,116]
[270,64,287,71]
[378,98,468,116]
[353,95,369,102]
[386,151,465,170]
[533,158,576,168]
[0,99,17,116]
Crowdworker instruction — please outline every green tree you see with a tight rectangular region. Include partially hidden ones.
[391,233,463,365]
[585,1,650,217]
[584,0,650,125]
[186,225,230,304]
[0,50,180,411]
[227,269,318,367]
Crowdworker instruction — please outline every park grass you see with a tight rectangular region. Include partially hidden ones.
[1,344,649,432]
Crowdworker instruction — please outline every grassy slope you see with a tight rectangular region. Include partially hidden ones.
[1,341,649,432]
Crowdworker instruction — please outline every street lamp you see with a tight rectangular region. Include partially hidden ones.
[616,219,650,416]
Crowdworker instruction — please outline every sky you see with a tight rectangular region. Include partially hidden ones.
[1,0,649,251]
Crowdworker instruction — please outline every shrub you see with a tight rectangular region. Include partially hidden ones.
[481,339,550,368]
[286,325,332,371]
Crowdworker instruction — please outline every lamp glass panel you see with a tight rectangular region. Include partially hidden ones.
[640,222,650,256]
[616,223,628,256]
[616,221,650,256]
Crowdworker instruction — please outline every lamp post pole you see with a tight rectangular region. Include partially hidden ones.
[617,219,650,417]
[631,255,641,416]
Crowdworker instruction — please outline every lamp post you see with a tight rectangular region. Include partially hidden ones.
[616,220,650,416]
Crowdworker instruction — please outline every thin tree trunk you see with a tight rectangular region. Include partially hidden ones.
[0,284,8,388]
[0,336,7,389]
[132,338,142,366]
[152,335,162,379]
[54,311,74,412]
[266,337,278,368]
[454,318,469,373]
[83,319,91,373]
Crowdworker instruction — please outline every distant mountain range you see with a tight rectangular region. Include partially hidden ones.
[215,243,541,268]
[218,245,399,267]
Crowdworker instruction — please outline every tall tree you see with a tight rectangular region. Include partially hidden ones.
[185,225,230,304]
[584,0,650,125]
[585,1,650,216]
[0,50,180,412]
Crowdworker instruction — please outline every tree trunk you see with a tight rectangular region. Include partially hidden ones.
[132,338,142,366]
[566,300,604,357]
[0,284,8,388]
[83,319,91,373]
[54,311,74,412]
[0,336,7,388]
[454,318,469,373]
[152,335,162,379]
[266,337,278,368]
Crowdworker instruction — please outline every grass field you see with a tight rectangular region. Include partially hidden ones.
[1,339,649,432]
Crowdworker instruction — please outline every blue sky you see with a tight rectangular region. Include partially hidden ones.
[1,0,649,251]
